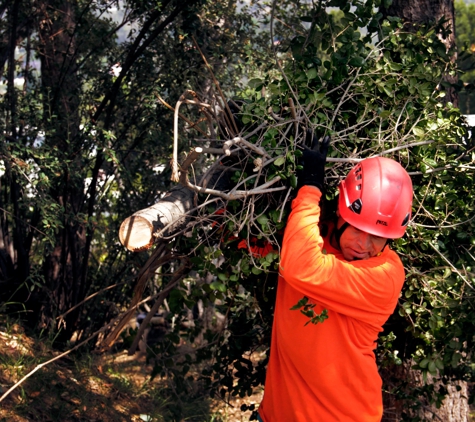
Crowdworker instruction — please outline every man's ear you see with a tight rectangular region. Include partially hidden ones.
[336,209,340,217]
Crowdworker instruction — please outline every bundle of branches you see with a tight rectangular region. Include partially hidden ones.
[106,3,475,414]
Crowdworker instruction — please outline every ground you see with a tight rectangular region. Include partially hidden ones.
[0,323,263,422]
[3,322,474,421]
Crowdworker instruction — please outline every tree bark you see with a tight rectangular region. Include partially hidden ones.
[382,361,469,422]
[35,0,85,337]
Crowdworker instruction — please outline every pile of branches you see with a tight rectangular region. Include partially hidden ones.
[105,9,475,418]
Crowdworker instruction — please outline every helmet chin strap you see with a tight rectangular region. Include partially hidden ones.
[332,220,350,250]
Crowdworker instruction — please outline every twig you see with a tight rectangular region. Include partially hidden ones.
[179,147,204,185]
[428,242,475,292]
[199,147,238,155]
[270,0,309,125]
[56,281,128,321]
[377,140,435,155]
[288,97,299,137]
[155,92,209,138]
[184,178,286,201]
[172,91,211,182]
[0,206,48,237]
[278,186,293,222]
[413,212,475,229]
[223,137,269,157]
[408,164,456,176]
[177,146,285,200]
[172,90,197,182]
[192,35,239,136]
[99,244,170,349]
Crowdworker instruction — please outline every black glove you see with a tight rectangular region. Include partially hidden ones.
[299,131,331,190]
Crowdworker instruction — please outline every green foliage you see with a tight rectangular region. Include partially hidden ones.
[0,0,277,414]
[290,296,329,326]
[0,0,270,334]
[159,1,475,418]
[1,0,475,419]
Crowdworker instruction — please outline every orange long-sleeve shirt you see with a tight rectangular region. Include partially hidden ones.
[258,186,405,422]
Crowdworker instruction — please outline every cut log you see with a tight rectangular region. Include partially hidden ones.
[119,186,195,251]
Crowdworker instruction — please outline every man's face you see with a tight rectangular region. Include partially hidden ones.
[337,217,388,261]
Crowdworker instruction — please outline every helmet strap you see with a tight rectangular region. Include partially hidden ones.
[332,221,350,250]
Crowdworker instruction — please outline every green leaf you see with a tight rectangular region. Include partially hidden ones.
[412,127,425,137]
[307,68,318,80]
[242,115,251,125]
[290,174,298,189]
[210,280,227,292]
[349,56,365,67]
[248,78,264,89]
[274,156,286,166]
[419,358,430,368]
[442,268,452,279]
[451,352,462,368]
[256,214,269,226]
[290,297,309,310]
[265,251,278,263]
[389,62,402,71]
[382,84,393,97]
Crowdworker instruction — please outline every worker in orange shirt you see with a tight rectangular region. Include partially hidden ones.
[257,135,413,421]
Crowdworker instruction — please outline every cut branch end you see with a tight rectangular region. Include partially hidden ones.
[119,215,154,251]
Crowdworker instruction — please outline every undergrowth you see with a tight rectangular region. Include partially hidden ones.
[0,316,260,422]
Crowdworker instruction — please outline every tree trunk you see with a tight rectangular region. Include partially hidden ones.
[35,0,86,337]
[382,361,469,422]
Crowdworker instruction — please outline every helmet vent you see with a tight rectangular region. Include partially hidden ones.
[356,184,362,191]
[349,199,363,214]
[401,213,410,227]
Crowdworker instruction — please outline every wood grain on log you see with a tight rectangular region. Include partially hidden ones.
[119,186,194,251]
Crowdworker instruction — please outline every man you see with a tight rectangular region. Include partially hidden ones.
[257,136,413,421]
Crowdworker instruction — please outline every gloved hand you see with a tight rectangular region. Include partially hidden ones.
[299,131,331,190]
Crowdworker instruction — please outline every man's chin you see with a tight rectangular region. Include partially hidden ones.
[345,250,370,261]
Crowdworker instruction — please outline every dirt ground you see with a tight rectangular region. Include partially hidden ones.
[0,323,264,422]
[2,323,475,421]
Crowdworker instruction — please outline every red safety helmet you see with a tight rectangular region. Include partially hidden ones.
[338,157,413,239]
